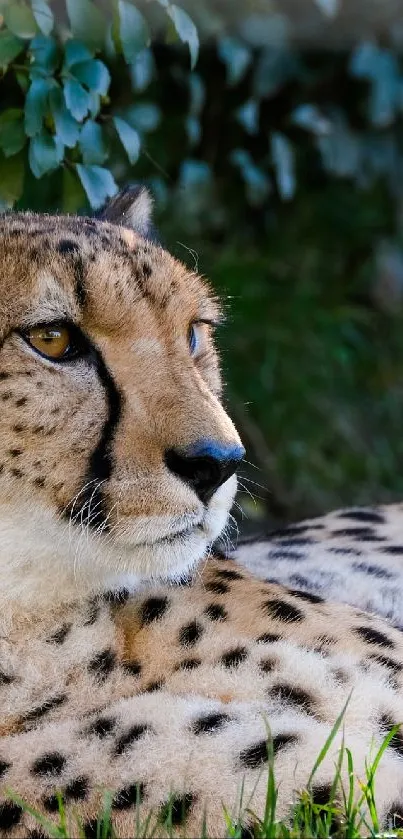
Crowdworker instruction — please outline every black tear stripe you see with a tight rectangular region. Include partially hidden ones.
[65,343,122,532]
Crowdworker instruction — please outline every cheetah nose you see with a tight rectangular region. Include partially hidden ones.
[165,440,245,505]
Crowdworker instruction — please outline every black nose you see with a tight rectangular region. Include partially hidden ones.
[165,440,245,505]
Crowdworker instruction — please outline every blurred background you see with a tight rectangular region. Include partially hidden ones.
[2,0,403,530]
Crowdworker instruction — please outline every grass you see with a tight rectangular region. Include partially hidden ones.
[8,705,403,839]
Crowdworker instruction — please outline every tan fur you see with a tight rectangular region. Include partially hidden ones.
[1,204,403,837]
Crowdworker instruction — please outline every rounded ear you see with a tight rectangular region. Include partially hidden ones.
[98,184,157,241]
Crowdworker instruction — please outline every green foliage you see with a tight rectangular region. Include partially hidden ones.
[0,0,199,209]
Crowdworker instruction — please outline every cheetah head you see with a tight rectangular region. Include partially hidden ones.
[0,188,244,609]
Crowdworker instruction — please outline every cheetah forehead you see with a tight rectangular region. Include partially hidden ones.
[0,211,220,335]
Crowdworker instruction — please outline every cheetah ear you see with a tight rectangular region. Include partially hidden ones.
[98,185,155,240]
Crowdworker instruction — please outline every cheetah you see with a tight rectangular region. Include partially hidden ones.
[0,188,403,837]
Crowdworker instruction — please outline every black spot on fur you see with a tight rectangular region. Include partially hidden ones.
[311,783,333,805]
[140,596,169,624]
[15,397,27,407]
[0,760,10,778]
[83,600,100,626]
[31,752,66,776]
[204,603,228,621]
[337,509,385,524]
[192,712,230,734]
[382,545,403,555]
[385,803,403,829]
[368,654,402,672]
[286,588,324,604]
[43,794,60,813]
[263,598,304,623]
[205,580,230,595]
[88,648,116,680]
[256,633,281,643]
[221,647,248,668]
[329,546,362,556]
[331,526,378,539]
[0,670,13,685]
[260,657,277,673]
[112,782,145,809]
[124,660,142,676]
[269,684,316,714]
[22,694,67,725]
[215,568,243,581]
[268,549,305,561]
[87,716,117,738]
[83,819,98,838]
[379,715,403,756]
[65,776,89,800]
[11,468,23,478]
[33,476,45,488]
[8,448,21,457]
[276,538,314,547]
[144,679,164,692]
[160,793,195,826]
[0,373,9,381]
[179,620,203,647]
[239,734,298,768]
[352,561,394,580]
[355,626,394,648]
[114,724,151,755]
[268,524,313,538]
[47,623,72,644]
[0,801,23,830]
[177,657,201,671]
[103,588,130,605]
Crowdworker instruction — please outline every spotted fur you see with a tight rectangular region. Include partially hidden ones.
[1,193,403,836]
[234,504,403,628]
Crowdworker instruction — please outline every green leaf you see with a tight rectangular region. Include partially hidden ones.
[28,131,64,178]
[4,2,37,38]
[64,39,93,67]
[66,0,107,52]
[89,91,101,119]
[76,163,117,209]
[113,116,140,164]
[64,78,91,122]
[79,120,108,164]
[0,108,26,157]
[0,151,24,206]
[118,0,149,63]
[29,35,58,72]
[25,77,53,137]
[167,5,198,69]
[49,87,80,148]
[62,165,86,213]
[72,59,110,95]
[0,29,24,67]
[31,0,54,36]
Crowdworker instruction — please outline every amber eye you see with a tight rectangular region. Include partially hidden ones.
[22,323,85,362]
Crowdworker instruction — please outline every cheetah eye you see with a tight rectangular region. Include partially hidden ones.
[188,324,198,356]
[21,322,87,362]
[188,321,215,358]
